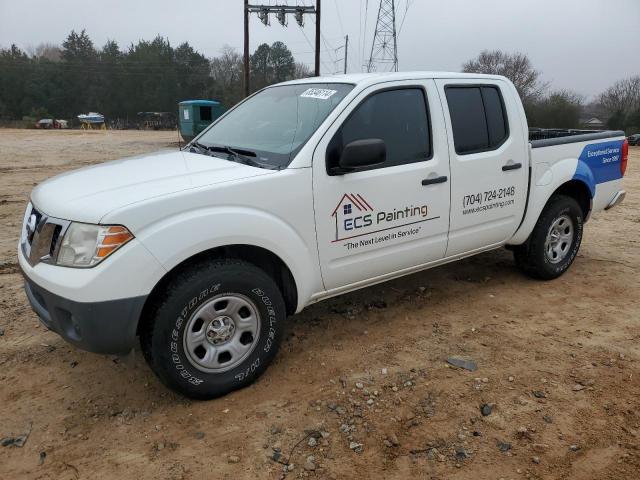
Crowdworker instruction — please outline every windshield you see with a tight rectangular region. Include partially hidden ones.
[194,83,354,169]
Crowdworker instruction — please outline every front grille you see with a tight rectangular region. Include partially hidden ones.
[26,206,43,245]
[21,204,70,267]
[49,224,63,257]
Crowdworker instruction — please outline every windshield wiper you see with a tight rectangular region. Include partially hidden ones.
[188,142,278,170]
[208,144,255,157]
[208,145,278,170]
[189,141,213,155]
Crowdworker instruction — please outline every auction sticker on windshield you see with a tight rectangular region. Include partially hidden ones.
[300,88,337,100]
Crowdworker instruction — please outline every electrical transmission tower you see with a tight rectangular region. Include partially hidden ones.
[367,0,398,72]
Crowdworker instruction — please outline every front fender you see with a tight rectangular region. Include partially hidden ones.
[135,206,321,312]
[509,157,589,245]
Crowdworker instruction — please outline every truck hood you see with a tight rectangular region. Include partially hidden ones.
[31,150,276,224]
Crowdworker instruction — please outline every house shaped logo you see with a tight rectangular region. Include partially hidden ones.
[331,193,374,241]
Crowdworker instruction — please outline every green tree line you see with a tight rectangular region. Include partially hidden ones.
[0,30,310,123]
[2,34,638,134]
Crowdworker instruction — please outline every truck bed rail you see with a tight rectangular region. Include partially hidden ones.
[529,129,625,148]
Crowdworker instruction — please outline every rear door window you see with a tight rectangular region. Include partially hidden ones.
[445,85,509,155]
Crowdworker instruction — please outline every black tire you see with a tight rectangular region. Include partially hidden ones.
[513,194,583,280]
[140,259,286,399]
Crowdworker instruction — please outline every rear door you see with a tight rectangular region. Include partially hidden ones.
[312,80,451,290]
[435,79,529,256]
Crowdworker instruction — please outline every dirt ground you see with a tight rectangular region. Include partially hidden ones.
[0,129,639,480]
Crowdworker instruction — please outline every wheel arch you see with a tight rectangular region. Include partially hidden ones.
[137,244,299,336]
[552,179,592,220]
[509,156,594,246]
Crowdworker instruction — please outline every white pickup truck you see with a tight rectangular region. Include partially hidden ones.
[18,72,628,399]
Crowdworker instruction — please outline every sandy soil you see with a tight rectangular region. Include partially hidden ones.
[0,129,639,480]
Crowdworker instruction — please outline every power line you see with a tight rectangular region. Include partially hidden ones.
[334,35,348,74]
[292,47,345,55]
[397,0,413,39]
[296,22,332,73]
[321,31,337,64]
[361,0,369,71]
[358,0,363,70]
[333,0,345,37]
[308,15,337,72]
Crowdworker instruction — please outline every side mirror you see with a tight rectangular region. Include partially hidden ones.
[333,139,386,174]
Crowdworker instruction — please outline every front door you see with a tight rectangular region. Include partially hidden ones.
[313,80,451,291]
[435,79,529,256]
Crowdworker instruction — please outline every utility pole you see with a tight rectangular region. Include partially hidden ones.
[244,0,250,97]
[367,0,398,73]
[243,2,320,96]
[314,0,321,77]
[343,34,348,74]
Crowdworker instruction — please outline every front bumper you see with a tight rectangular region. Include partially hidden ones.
[23,275,146,354]
[17,232,165,354]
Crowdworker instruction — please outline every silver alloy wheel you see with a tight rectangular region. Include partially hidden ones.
[183,293,261,373]
[544,214,574,264]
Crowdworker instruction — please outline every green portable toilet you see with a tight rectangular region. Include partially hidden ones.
[178,100,225,142]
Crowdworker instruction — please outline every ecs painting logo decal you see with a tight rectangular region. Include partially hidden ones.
[331,193,374,240]
[331,193,438,243]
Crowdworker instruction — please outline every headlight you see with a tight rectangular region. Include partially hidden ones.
[57,223,134,267]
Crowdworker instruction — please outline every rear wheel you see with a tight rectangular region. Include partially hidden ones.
[513,194,583,280]
[140,259,286,399]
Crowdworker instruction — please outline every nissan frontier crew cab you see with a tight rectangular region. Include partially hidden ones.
[19,72,628,399]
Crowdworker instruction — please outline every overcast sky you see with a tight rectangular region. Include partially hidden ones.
[1,0,638,98]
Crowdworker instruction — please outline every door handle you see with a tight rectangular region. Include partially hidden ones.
[421,175,448,186]
[502,162,522,171]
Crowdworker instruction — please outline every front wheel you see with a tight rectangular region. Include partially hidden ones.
[513,194,584,280]
[140,259,286,399]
